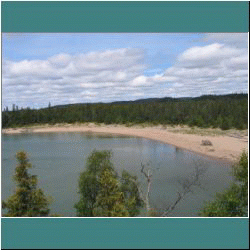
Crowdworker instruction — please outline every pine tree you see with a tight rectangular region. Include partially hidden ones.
[120,170,144,216]
[2,151,50,217]
[93,169,129,217]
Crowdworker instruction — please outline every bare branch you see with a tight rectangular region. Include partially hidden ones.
[162,192,183,217]
[161,161,208,217]
[140,162,155,215]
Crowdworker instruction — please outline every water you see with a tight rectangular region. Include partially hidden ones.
[1,132,233,217]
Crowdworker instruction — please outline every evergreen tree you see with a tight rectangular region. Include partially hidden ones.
[2,151,50,217]
[120,170,144,216]
[93,169,129,217]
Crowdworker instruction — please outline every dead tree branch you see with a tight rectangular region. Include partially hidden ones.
[161,161,208,217]
[140,163,153,213]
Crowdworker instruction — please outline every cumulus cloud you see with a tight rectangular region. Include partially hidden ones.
[161,42,248,96]
[2,48,148,107]
[2,35,248,109]
[177,43,244,68]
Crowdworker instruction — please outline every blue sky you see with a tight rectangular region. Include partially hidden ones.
[3,33,205,74]
[2,33,248,109]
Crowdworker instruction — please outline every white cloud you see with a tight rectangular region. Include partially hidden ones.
[48,53,72,68]
[2,39,248,109]
[203,33,248,48]
[177,43,245,68]
[2,48,147,107]
[161,42,248,96]
[129,76,149,87]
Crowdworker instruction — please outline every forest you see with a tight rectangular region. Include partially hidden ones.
[2,93,248,130]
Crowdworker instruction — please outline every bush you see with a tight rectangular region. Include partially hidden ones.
[75,150,143,217]
[201,151,248,217]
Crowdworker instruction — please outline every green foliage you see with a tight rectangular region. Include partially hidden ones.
[201,183,246,217]
[85,150,114,174]
[220,116,233,130]
[201,151,248,217]
[214,114,223,128]
[3,94,248,130]
[74,172,99,216]
[120,170,144,216]
[191,115,205,127]
[2,151,50,217]
[93,169,129,217]
[233,150,248,207]
[75,150,143,217]
[74,150,115,216]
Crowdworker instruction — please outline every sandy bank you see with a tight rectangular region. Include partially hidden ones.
[2,124,248,163]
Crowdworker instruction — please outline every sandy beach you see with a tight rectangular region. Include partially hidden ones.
[2,123,248,163]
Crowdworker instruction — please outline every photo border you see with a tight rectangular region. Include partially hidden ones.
[1,1,249,249]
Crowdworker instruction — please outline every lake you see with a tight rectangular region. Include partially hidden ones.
[1,132,233,217]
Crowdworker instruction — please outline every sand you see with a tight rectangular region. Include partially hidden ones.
[2,123,248,163]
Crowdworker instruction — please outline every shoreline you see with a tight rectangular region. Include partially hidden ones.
[2,123,248,163]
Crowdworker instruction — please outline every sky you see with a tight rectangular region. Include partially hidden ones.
[1,33,248,109]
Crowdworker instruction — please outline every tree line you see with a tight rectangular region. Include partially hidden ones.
[2,149,248,217]
[2,93,248,130]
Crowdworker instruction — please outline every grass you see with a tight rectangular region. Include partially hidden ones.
[165,125,248,137]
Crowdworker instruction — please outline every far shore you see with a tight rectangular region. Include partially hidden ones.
[2,123,248,163]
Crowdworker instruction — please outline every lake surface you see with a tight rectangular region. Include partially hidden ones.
[1,132,233,217]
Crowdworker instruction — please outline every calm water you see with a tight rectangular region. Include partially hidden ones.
[1,132,233,217]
